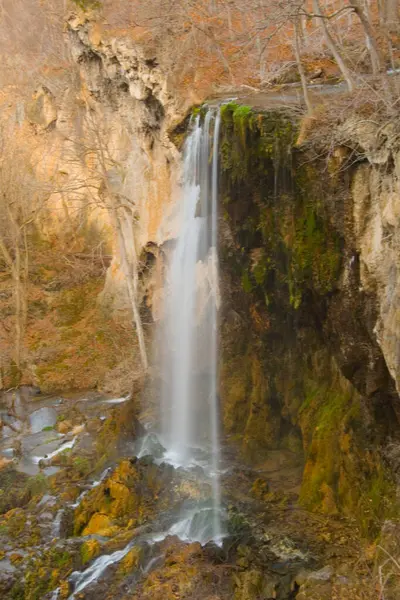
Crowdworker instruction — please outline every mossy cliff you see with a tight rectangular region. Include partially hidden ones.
[218,103,399,536]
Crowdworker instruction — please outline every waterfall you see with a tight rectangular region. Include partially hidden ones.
[160,107,223,542]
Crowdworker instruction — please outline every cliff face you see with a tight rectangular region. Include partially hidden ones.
[218,104,400,533]
[0,13,188,392]
[350,124,400,398]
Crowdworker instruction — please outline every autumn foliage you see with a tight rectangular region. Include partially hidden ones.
[94,0,400,101]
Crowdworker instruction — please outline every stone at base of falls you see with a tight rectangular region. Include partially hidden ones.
[130,538,211,600]
[136,433,165,460]
[0,564,17,596]
[29,408,58,434]
[73,457,212,538]
[0,467,31,513]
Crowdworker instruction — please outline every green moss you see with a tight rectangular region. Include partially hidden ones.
[81,539,101,565]
[72,456,91,476]
[357,466,397,537]
[52,550,71,568]
[71,0,101,9]
[217,101,397,540]
[191,105,208,120]
[288,207,341,304]
[296,372,397,536]
[220,103,295,187]
[10,582,25,600]
[27,473,48,496]
[219,102,342,312]
[6,509,26,538]
[23,547,73,600]
[299,379,355,509]
[241,270,253,293]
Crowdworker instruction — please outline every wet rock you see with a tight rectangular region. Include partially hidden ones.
[138,455,154,467]
[29,407,57,433]
[117,546,144,576]
[0,567,16,595]
[38,511,54,524]
[19,385,41,398]
[73,457,209,539]
[203,540,226,563]
[308,566,333,582]
[131,539,205,600]
[81,539,101,565]
[59,507,75,539]
[269,537,307,561]
[295,566,334,599]
[37,494,58,509]
[134,436,162,465]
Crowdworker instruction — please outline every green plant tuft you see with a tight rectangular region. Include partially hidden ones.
[71,0,101,10]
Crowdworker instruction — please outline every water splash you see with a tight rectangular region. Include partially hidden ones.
[68,545,133,599]
[160,108,223,543]
[52,509,64,538]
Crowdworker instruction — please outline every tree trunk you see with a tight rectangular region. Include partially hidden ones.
[378,0,396,71]
[350,0,382,75]
[294,18,313,116]
[312,0,355,92]
[111,202,148,372]
[14,244,22,371]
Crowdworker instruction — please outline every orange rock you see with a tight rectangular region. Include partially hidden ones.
[57,421,72,434]
[82,513,119,537]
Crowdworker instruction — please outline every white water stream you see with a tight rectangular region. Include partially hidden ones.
[160,108,223,542]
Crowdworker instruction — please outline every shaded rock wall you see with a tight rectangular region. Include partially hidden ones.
[218,103,400,534]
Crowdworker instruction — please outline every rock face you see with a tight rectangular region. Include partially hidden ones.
[66,13,184,250]
[25,86,58,129]
[0,12,187,392]
[351,142,400,398]
[217,103,400,533]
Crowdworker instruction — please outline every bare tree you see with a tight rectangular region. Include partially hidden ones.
[311,0,355,91]
[349,0,382,75]
[293,9,313,115]
[65,110,149,372]
[0,131,51,374]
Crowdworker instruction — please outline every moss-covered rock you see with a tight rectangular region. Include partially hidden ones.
[117,546,143,577]
[22,545,77,600]
[219,103,398,535]
[80,538,101,564]
[0,468,31,514]
[131,540,205,600]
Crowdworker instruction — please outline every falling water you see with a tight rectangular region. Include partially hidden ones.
[160,108,223,542]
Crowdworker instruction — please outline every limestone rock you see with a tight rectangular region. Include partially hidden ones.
[25,86,57,129]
